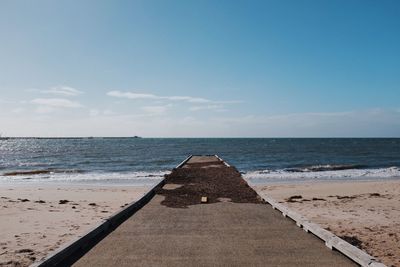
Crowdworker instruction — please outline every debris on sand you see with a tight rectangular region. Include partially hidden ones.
[15,248,34,253]
[339,235,363,249]
[369,193,381,197]
[336,195,357,200]
[286,195,302,202]
[312,197,326,201]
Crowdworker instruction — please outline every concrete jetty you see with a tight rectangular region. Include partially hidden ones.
[71,155,356,266]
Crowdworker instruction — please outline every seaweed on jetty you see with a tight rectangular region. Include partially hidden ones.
[155,160,264,208]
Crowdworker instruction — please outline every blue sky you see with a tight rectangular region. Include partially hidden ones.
[0,0,399,137]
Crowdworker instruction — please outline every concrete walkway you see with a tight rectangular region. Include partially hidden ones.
[74,156,356,266]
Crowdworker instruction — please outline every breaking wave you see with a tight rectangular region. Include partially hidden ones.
[3,169,84,176]
[283,164,366,172]
[0,169,169,185]
[244,166,400,182]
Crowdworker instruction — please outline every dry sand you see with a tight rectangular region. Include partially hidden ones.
[253,180,400,267]
[0,185,151,267]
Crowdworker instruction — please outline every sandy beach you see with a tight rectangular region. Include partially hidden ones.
[253,180,400,267]
[0,185,151,267]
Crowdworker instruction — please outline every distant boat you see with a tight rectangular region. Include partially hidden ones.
[132,136,141,139]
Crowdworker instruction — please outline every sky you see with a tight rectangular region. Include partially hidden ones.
[0,0,399,137]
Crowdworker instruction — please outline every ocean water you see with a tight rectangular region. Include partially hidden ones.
[0,138,399,185]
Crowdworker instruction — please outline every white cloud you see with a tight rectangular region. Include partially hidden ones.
[106,90,240,104]
[31,98,82,108]
[107,91,157,100]
[164,96,210,103]
[28,86,83,96]
[2,105,399,137]
[210,109,400,137]
[189,104,227,112]
[42,86,83,96]
[89,109,116,117]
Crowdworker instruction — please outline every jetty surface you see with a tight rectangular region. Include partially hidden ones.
[73,156,355,266]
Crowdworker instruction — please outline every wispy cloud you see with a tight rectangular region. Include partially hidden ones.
[31,98,82,108]
[106,90,240,104]
[2,107,399,137]
[189,104,227,112]
[30,98,82,113]
[30,86,83,97]
[211,109,400,137]
[89,109,116,117]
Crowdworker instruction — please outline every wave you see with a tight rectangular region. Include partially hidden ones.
[0,170,170,185]
[244,166,400,181]
[284,164,365,172]
[3,169,84,176]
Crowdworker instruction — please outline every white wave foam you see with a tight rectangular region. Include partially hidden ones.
[243,167,400,181]
[0,170,170,185]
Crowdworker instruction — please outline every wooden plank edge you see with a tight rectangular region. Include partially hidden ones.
[175,155,193,169]
[214,154,231,167]
[256,191,387,267]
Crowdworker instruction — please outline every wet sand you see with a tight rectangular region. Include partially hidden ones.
[253,180,400,267]
[0,185,151,267]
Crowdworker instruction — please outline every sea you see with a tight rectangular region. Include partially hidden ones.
[1,138,399,186]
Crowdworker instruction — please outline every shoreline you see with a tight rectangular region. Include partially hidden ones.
[0,184,151,266]
[253,179,400,267]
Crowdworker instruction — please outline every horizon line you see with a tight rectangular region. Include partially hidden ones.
[1,136,399,139]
